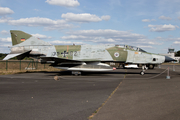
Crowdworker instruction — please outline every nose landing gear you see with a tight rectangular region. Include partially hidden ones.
[140,65,148,75]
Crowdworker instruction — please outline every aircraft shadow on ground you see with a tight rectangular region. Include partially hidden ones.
[40,70,159,76]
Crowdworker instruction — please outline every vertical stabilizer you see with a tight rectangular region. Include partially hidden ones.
[10,30,32,46]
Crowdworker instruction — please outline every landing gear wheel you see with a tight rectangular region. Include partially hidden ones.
[148,64,154,69]
[72,71,81,76]
[140,71,145,75]
[74,73,78,76]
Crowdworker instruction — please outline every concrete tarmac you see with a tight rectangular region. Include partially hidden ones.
[0,65,180,120]
[92,65,180,120]
[0,70,124,120]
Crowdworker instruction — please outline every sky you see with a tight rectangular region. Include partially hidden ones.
[0,0,180,54]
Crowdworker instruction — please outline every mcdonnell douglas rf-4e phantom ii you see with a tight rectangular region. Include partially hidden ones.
[3,30,175,75]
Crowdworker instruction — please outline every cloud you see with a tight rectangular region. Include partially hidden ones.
[137,46,153,49]
[109,0,121,7]
[33,9,40,11]
[0,17,75,30]
[62,35,87,39]
[101,15,111,21]
[0,7,14,16]
[0,37,11,42]
[142,19,156,22]
[173,41,180,44]
[135,41,163,46]
[45,0,80,7]
[50,40,83,45]
[61,29,146,44]
[61,35,116,43]
[60,29,165,50]
[159,15,172,20]
[148,24,179,32]
[0,44,11,47]
[8,17,65,26]
[0,37,12,53]
[65,29,145,38]
[0,44,11,53]
[147,42,156,45]
[0,17,12,23]
[155,36,180,42]
[0,14,109,30]
[142,19,151,22]
[32,34,52,39]
[61,13,110,22]
[1,30,9,35]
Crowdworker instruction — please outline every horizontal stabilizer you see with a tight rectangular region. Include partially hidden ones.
[3,53,21,60]
[3,50,31,60]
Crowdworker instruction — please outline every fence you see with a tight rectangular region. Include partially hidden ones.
[0,60,54,71]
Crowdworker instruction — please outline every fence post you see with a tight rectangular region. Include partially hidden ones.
[6,60,8,71]
[158,64,161,68]
[32,60,33,70]
[20,60,21,71]
[166,67,170,79]
[36,61,38,70]
[173,65,175,71]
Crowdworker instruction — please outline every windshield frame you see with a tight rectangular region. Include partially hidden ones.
[115,44,147,53]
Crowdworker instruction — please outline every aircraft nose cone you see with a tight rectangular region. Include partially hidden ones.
[165,56,176,62]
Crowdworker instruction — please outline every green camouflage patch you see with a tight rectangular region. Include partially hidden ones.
[55,45,81,60]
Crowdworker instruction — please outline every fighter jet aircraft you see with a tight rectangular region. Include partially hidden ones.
[3,30,175,75]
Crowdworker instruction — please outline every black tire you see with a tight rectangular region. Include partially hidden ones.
[148,64,154,69]
[140,71,144,75]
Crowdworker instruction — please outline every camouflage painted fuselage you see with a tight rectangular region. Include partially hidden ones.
[55,45,127,62]
[54,44,164,64]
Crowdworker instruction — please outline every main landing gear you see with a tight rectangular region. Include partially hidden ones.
[140,65,148,75]
[72,71,81,76]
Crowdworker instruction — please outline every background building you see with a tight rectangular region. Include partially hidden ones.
[161,48,180,63]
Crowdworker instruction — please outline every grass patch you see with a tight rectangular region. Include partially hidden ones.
[0,68,61,75]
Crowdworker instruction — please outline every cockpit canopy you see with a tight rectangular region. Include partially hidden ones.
[115,44,147,53]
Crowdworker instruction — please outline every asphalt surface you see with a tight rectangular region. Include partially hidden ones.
[92,65,180,120]
[0,65,180,120]
[0,70,124,120]
[160,64,180,72]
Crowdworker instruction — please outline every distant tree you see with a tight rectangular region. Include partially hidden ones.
[0,53,33,60]
[175,50,180,56]
[0,53,7,60]
[0,53,18,60]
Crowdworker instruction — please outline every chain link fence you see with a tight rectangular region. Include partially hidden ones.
[0,60,54,71]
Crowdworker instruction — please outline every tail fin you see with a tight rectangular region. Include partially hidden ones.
[10,30,32,46]
[4,30,53,60]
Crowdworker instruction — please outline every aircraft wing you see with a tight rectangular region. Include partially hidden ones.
[40,56,116,71]
[40,56,81,63]
[40,57,104,63]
